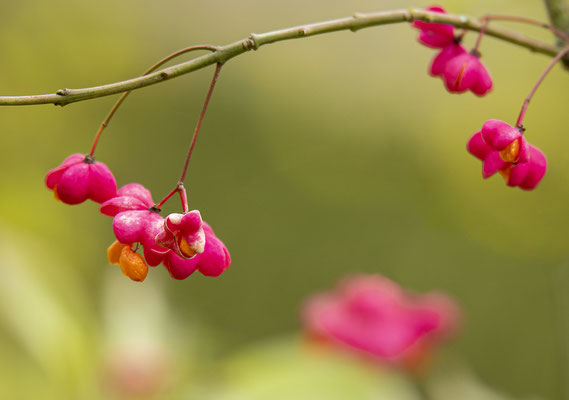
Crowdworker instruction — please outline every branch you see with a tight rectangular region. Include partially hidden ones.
[0,9,563,107]
[544,0,569,66]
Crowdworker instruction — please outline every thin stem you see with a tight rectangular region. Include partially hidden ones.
[155,183,189,212]
[178,63,223,185]
[155,186,179,210]
[155,63,222,212]
[88,45,217,157]
[456,29,468,42]
[178,186,189,213]
[155,184,189,212]
[472,18,490,54]
[516,45,569,128]
[483,14,569,43]
[0,9,562,106]
[472,14,569,55]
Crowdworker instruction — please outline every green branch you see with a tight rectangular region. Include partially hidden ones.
[0,8,563,107]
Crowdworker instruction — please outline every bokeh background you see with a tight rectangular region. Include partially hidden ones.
[0,0,568,399]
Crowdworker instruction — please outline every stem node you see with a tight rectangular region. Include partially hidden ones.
[244,35,259,51]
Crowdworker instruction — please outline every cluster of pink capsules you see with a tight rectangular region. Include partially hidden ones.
[46,156,230,282]
[413,5,559,190]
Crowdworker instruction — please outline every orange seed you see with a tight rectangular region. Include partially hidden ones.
[53,185,62,202]
[500,139,520,163]
[107,240,130,265]
[499,167,512,182]
[119,246,149,282]
[179,237,198,258]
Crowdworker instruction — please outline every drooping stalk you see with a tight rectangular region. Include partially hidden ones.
[473,14,569,55]
[471,18,490,54]
[156,63,223,211]
[516,45,569,128]
[89,45,217,157]
[177,63,223,186]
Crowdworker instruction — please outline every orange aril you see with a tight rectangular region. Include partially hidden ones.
[500,138,520,163]
[53,185,62,202]
[107,240,130,265]
[499,167,512,182]
[179,237,198,258]
[119,246,149,282]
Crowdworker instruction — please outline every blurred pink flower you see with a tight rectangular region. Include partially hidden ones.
[45,153,117,204]
[302,274,460,368]
[413,5,493,97]
[467,119,547,190]
[429,43,466,77]
[428,45,492,96]
[412,6,456,48]
[102,349,170,398]
[441,50,492,96]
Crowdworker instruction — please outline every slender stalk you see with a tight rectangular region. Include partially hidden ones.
[484,14,569,42]
[516,45,569,128]
[156,63,222,211]
[472,14,569,55]
[178,187,189,213]
[155,186,179,210]
[155,184,189,212]
[472,18,490,54]
[88,45,217,157]
[178,63,222,185]
[0,9,563,107]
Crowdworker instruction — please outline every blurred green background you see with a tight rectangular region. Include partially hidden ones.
[0,0,568,398]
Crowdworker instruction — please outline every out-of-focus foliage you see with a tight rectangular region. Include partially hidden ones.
[215,338,420,400]
[0,0,567,399]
